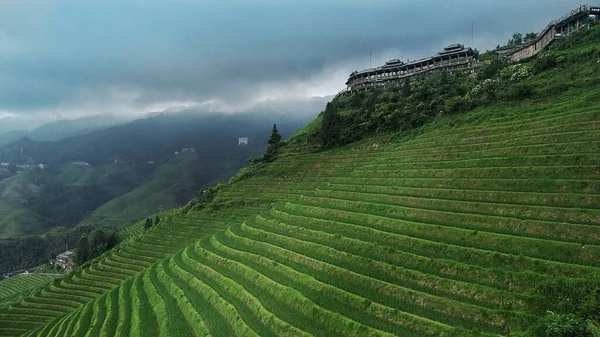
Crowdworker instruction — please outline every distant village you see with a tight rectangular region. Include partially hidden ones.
[0,162,47,174]
[0,147,208,177]
[173,147,196,155]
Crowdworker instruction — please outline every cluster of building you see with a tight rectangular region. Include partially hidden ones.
[341,44,479,94]
[51,250,75,271]
[0,162,9,174]
[0,162,47,174]
[18,163,46,170]
[174,147,196,155]
[340,5,600,95]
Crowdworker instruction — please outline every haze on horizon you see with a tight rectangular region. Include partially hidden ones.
[0,0,584,130]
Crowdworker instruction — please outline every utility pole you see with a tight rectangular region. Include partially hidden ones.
[471,20,474,47]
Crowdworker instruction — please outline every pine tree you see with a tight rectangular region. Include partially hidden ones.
[319,103,341,148]
[144,217,153,229]
[263,124,282,163]
[154,215,160,225]
[267,124,281,146]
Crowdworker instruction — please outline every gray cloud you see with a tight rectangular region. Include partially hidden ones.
[0,0,586,129]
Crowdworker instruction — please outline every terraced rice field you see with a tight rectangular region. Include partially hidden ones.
[0,274,60,308]
[6,94,598,336]
[0,146,380,336]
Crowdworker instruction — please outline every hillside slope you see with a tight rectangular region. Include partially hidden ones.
[0,111,306,238]
[0,274,61,308]
[85,149,257,226]
[2,28,600,337]
[0,163,150,237]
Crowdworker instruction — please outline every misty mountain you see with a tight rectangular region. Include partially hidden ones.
[0,115,126,148]
[0,107,318,238]
[0,130,29,148]
[0,112,309,165]
[28,115,124,141]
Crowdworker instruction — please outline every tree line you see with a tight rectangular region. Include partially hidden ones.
[0,226,92,275]
[74,228,119,265]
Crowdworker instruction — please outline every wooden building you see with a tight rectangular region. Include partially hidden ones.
[343,44,479,94]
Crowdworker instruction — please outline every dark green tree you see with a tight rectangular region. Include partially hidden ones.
[74,235,89,265]
[478,56,507,81]
[73,228,118,265]
[144,217,153,229]
[88,229,108,258]
[268,124,282,146]
[319,103,341,148]
[106,231,119,249]
[263,124,282,163]
[508,32,523,46]
[524,32,538,43]
[154,215,160,225]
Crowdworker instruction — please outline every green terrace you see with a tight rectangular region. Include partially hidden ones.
[6,82,598,336]
[0,141,385,336]
[0,274,61,310]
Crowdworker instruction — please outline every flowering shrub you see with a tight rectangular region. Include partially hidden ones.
[500,64,534,82]
[466,63,534,104]
[465,78,499,103]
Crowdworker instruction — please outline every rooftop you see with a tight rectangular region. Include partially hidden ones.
[347,44,474,81]
[57,251,74,259]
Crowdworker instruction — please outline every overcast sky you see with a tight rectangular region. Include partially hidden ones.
[0,0,586,130]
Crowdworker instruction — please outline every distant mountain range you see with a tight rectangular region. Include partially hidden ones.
[0,115,124,147]
[0,98,326,238]
[0,96,332,148]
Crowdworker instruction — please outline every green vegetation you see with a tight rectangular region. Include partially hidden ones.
[143,218,153,230]
[0,274,61,309]
[0,164,148,238]
[74,228,119,265]
[0,114,307,274]
[0,226,91,275]
[2,25,600,337]
[262,124,282,163]
[314,71,477,149]
[84,150,246,227]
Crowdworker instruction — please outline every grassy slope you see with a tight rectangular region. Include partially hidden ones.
[0,172,47,237]
[86,149,260,227]
[0,274,62,310]
[86,153,203,225]
[1,141,263,237]
[1,28,600,337]
[0,164,145,237]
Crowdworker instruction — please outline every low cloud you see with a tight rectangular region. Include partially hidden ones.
[0,0,584,130]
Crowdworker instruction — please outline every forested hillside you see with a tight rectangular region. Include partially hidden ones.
[2,24,600,337]
[0,111,313,274]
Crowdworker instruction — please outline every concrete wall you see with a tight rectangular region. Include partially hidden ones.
[507,26,557,62]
